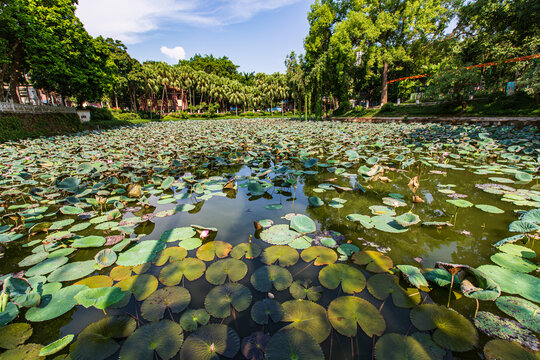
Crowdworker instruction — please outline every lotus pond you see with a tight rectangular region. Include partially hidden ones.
[0,119,539,360]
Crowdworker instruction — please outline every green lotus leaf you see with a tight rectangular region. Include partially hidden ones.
[304,158,318,168]
[48,248,76,258]
[205,258,248,285]
[328,296,385,337]
[371,215,408,233]
[47,260,96,282]
[346,214,374,229]
[179,309,210,332]
[410,332,446,360]
[74,275,114,288]
[25,256,69,277]
[248,181,266,196]
[115,274,158,301]
[265,329,324,360]
[119,320,184,360]
[367,273,421,308]
[491,252,537,273]
[474,311,539,351]
[484,339,540,360]
[515,171,534,182]
[70,316,136,360]
[395,213,421,227]
[374,333,435,360]
[424,269,460,288]
[110,266,132,281]
[495,296,540,333]
[26,285,88,322]
[498,244,536,258]
[509,221,540,233]
[290,215,316,234]
[0,344,42,360]
[176,237,201,250]
[460,268,501,300]
[72,236,106,248]
[522,209,540,224]
[3,277,30,297]
[152,247,188,266]
[180,324,240,360]
[369,206,396,216]
[95,249,117,268]
[318,263,366,294]
[410,304,478,352]
[309,196,324,207]
[397,265,428,288]
[265,204,283,210]
[159,258,206,286]
[39,334,74,357]
[250,265,293,292]
[18,252,49,267]
[75,287,125,309]
[204,283,252,318]
[250,299,284,325]
[59,206,84,215]
[160,227,197,242]
[160,176,175,189]
[289,280,322,301]
[230,242,262,260]
[281,300,331,343]
[352,250,393,273]
[260,224,301,245]
[446,199,473,208]
[493,234,527,247]
[261,245,299,267]
[477,265,540,302]
[0,323,32,350]
[475,204,505,214]
[116,240,166,266]
[301,246,337,266]
[383,197,407,207]
[196,241,232,261]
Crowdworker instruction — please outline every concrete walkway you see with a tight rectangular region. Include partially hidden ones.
[331,116,540,126]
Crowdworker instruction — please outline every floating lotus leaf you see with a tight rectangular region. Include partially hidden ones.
[495,296,540,332]
[498,244,536,259]
[290,215,316,234]
[230,242,262,260]
[369,206,396,216]
[328,296,385,337]
[0,323,32,349]
[410,332,446,360]
[250,265,293,292]
[3,277,30,297]
[110,266,132,281]
[259,224,300,245]
[509,221,540,233]
[26,285,88,322]
[473,311,539,351]
[248,181,266,196]
[318,263,366,294]
[371,215,409,233]
[74,275,113,288]
[281,300,331,343]
[289,280,322,301]
[70,316,136,360]
[460,268,501,300]
[39,334,74,357]
[241,332,270,360]
[484,339,540,360]
[522,209,540,224]
[250,299,284,325]
[178,238,202,250]
[75,287,125,309]
[47,260,96,282]
[346,214,374,229]
[494,234,527,247]
[115,274,158,301]
[477,265,540,302]
[475,204,505,214]
[352,250,393,273]
[395,213,421,227]
[205,258,248,285]
[152,247,187,266]
[491,252,536,273]
[265,329,324,360]
[383,197,407,207]
[160,227,196,242]
[204,283,252,318]
[160,176,175,189]
[424,269,460,288]
[72,236,106,248]
[397,265,428,288]
[159,258,206,286]
[180,324,240,360]
[0,344,42,360]
[421,221,453,228]
[410,304,478,352]
[18,252,48,267]
[95,249,117,268]
[180,309,210,331]
[374,333,434,360]
[309,196,324,207]
[119,320,183,360]
[304,158,318,168]
[25,256,69,277]
[196,241,232,261]
[367,273,421,308]
[300,246,337,265]
[116,240,166,266]
[446,199,473,208]
[516,172,534,182]
[261,245,299,267]
[288,235,313,249]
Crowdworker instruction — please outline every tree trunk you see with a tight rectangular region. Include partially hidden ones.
[115,92,118,109]
[380,61,389,106]
[160,86,165,117]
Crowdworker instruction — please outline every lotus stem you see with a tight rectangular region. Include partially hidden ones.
[447,275,454,308]
[293,262,312,276]
[350,337,354,359]
[329,330,333,360]
[378,299,386,313]
[474,298,479,318]
[371,336,375,360]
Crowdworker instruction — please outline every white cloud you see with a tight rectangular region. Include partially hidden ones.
[76,0,303,44]
[160,46,186,62]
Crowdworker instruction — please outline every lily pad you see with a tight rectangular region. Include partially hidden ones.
[265,329,324,360]
[204,283,252,318]
[477,265,540,303]
[473,311,539,351]
[309,196,324,207]
[289,280,322,301]
[491,252,537,273]
[281,300,331,343]
[180,324,240,360]
[397,265,428,288]
[475,204,505,214]
[47,260,96,282]
[498,244,536,259]
[367,273,421,308]
[116,240,166,266]
[115,274,158,301]
[374,333,435,360]
[75,287,126,309]
[328,296,385,337]
[460,267,501,301]
[0,344,42,360]
[261,245,299,267]
[152,247,188,266]
[260,224,301,245]
[25,256,69,277]
[290,215,316,234]
[119,320,183,360]
[0,323,33,350]
[26,285,88,322]
[495,296,540,332]
[95,249,117,268]
[241,332,270,360]
[39,334,74,356]
[205,258,248,285]
[484,339,540,360]
[250,265,293,292]
[160,227,197,242]
[71,235,106,248]
[250,299,284,325]
[319,263,366,294]
[395,213,421,227]
[300,246,337,265]
[74,275,114,288]
[352,251,393,273]
[159,258,206,286]
[179,309,210,332]
[230,243,262,260]
[196,241,232,261]
[446,199,473,208]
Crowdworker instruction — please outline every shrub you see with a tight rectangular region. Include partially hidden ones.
[0,113,83,142]
[380,103,396,112]
[163,112,189,121]
[89,107,114,121]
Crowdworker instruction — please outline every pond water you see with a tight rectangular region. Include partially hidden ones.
[0,119,539,360]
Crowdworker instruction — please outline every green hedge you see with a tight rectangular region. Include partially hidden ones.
[0,112,85,142]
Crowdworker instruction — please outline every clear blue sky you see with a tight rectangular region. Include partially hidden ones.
[76,0,312,74]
